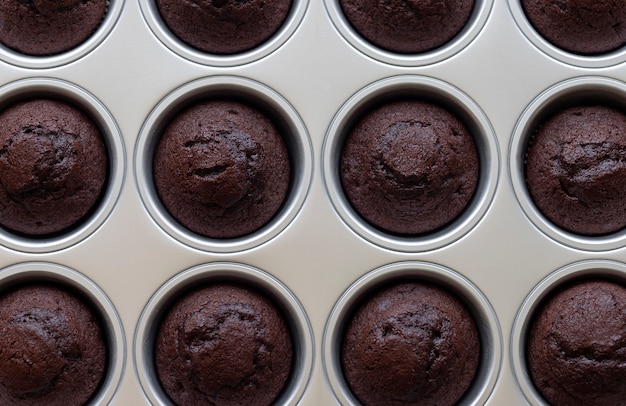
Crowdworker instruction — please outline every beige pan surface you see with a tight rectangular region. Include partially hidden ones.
[0,0,625,405]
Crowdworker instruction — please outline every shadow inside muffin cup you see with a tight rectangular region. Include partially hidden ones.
[322,75,498,252]
[138,0,309,66]
[134,262,314,406]
[0,78,125,253]
[0,262,125,405]
[135,76,312,253]
[322,261,502,406]
[0,0,124,69]
[323,0,494,66]
[510,260,626,405]
[509,76,626,251]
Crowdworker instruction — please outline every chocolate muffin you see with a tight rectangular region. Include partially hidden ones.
[0,99,108,236]
[0,284,107,406]
[522,0,626,55]
[155,283,293,406]
[156,0,292,55]
[525,105,626,236]
[339,0,474,54]
[527,279,626,406]
[153,99,290,239]
[342,282,480,406]
[340,100,479,235]
[0,0,107,56]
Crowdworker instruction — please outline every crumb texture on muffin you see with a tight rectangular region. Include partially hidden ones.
[527,279,626,406]
[0,99,108,236]
[153,99,290,239]
[525,105,626,235]
[0,284,107,406]
[0,0,107,55]
[341,100,479,235]
[522,0,626,55]
[342,282,480,406]
[339,0,474,53]
[155,283,293,406]
[156,0,292,54]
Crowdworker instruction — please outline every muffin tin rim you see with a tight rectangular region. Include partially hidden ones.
[322,260,503,406]
[134,75,313,253]
[133,261,315,406]
[2,1,624,404]
[322,74,500,253]
[0,0,126,69]
[0,261,126,406]
[138,0,310,67]
[323,0,495,67]
[509,75,626,251]
[510,259,626,405]
[0,77,126,254]
[507,0,626,68]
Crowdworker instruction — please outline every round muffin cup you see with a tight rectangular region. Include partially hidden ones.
[0,262,125,405]
[139,0,308,66]
[510,259,626,405]
[323,75,498,252]
[507,0,626,68]
[323,261,502,405]
[0,0,123,69]
[135,76,312,253]
[509,76,626,251]
[134,262,314,406]
[323,0,493,67]
[0,78,125,253]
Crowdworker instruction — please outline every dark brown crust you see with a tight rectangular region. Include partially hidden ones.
[153,99,290,239]
[525,105,626,235]
[156,0,292,54]
[340,100,479,235]
[342,282,480,406]
[0,284,106,406]
[339,0,474,53]
[522,0,626,55]
[155,283,293,406]
[0,0,107,56]
[0,99,108,236]
[527,279,626,406]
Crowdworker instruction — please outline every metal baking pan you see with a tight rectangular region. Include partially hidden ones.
[0,0,625,404]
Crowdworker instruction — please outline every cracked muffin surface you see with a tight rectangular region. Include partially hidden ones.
[341,282,480,406]
[525,105,626,235]
[153,99,290,239]
[527,279,626,406]
[0,99,108,236]
[155,283,293,406]
[0,284,106,406]
[340,100,479,235]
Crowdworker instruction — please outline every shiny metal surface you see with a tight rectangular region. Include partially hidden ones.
[0,0,625,404]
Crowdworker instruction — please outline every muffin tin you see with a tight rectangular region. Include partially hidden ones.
[511,260,626,405]
[1,0,626,405]
[134,262,314,405]
[0,78,125,253]
[322,75,499,252]
[0,262,125,405]
[323,261,501,405]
